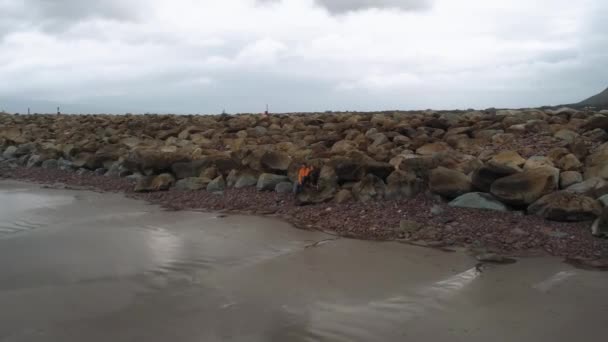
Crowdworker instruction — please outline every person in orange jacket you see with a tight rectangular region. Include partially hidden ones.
[293,164,318,195]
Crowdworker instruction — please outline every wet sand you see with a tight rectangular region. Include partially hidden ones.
[0,180,607,342]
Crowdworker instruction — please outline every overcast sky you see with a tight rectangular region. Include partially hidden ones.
[0,0,606,114]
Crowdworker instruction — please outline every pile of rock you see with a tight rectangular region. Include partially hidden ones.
[2,108,608,237]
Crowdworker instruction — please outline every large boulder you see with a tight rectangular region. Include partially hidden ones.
[528,191,601,222]
[429,167,472,199]
[260,151,291,173]
[171,154,238,179]
[449,192,509,212]
[134,173,176,192]
[235,172,260,189]
[175,177,208,191]
[583,143,608,180]
[352,174,386,202]
[257,173,290,191]
[126,149,190,173]
[72,152,107,170]
[489,150,526,170]
[472,164,519,192]
[385,170,425,200]
[329,153,392,183]
[490,166,559,205]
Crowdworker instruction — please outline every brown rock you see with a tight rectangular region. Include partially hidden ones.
[416,142,451,155]
[490,166,559,205]
[472,163,519,192]
[134,173,175,192]
[557,154,582,171]
[528,191,601,222]
[334,189,353,204]
[429,167,472,199]
[489,151,526,170]
[260,151,291,172]
[523,156,554,170]
[560,171,583,189]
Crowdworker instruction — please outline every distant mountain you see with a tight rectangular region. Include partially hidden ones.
[577,87,608,107]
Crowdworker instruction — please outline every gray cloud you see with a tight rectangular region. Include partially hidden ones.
[26,0,139,21]
[0,0,606,113]
[315,0,432,13]
[257,0,432,14]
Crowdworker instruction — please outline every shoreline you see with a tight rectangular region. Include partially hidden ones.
[2,166,607,268]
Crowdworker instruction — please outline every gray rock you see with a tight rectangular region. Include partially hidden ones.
[449,192,509,212]
[58,158,75,171]
[106,162,130,177]
[94,168,107,176]
[0,158,17,169]
[26,155,42,168]
[430,204,445,216]
[598,194,608,207]
[17,155,29,166]
[275,181,293,194]
[126,173,144,182]
[565,177,607,197]
[235,172,259,189]
[2,146,17,159]
[175,177,208,191]
[256,173,289,191]
[207,176,226,193]
[76,168,91,175]
[41,159,59,169]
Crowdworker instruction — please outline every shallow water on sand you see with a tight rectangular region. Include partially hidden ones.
[0,180,607,342]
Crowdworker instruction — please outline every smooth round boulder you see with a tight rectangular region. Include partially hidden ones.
[528,191,601,222]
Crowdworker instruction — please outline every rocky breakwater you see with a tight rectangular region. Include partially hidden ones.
[2,108,608,248]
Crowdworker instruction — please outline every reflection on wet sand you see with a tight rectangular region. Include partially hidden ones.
[1,180,607,342]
